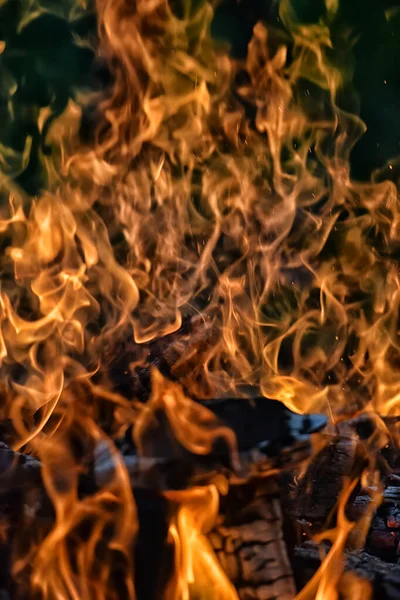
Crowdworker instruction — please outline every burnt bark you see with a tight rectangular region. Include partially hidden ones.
[294,541,400,600]
[290,435,358,526]
[209,480,296,600]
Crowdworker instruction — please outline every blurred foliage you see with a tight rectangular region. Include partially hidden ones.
[0,0,96,194]
[0,0,400,193]
[212,0,400,180]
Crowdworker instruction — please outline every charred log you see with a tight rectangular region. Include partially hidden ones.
[209,480,296,600]
[293,541,400,600]
[289,434,358,527]
[105,314,216,402]
[95,397,327,491]
[0,400,327,600]
[288,413,400,532]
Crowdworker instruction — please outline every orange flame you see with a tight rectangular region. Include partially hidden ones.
[165,480,238,600]
[0,0,397,597]
[295,478,362,600]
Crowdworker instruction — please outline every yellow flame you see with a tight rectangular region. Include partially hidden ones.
[165,481,238,600]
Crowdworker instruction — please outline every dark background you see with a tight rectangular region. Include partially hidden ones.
[1,0,400,191]
[211,0,400,180]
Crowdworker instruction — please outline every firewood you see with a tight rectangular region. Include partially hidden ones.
[94,398,326,491]
[288,411,400,530]
[0,443,41,491]
[293,541,400,600]
[105,314,215,401]
[209,480,296,600]
[289,435,358,526]
[0,397,326,600]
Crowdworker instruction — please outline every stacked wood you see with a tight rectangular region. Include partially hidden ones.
[5,359,400,600]
[287,413,400,600]
[209,480,296,600]
[0,396,327,600]
[2,425,400,599]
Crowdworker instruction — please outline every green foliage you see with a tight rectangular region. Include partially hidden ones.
[0,0,95,193]
[0,0,399,194]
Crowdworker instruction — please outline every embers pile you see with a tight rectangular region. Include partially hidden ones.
[1,366,399,600]
[290,415,400,599]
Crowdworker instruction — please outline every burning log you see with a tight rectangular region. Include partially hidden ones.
[0,443,41,490]
[98,391,326,599]
[289,434,359,527]
[286,415,400,600]
[94,394,327,491]
[288,412,400,531]
[209,481,296,600]
[293,542,400,600]
[1,388,399,600]
[0,394,327,599]
[2,373,399,600]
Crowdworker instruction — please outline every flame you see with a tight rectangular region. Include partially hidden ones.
[165,480,238,600]
[133,369,238,466]
[295,478,366,600]
[0,0,398,597]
